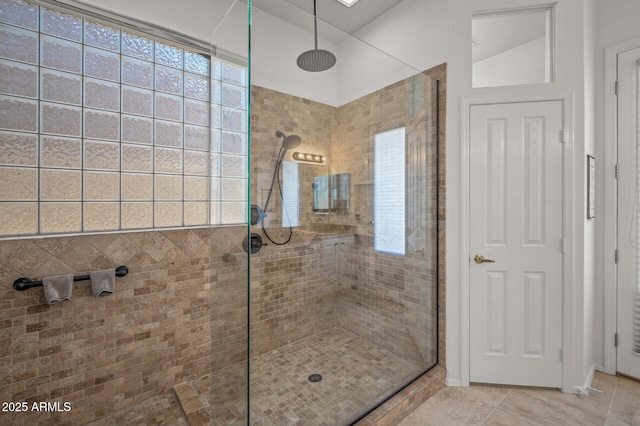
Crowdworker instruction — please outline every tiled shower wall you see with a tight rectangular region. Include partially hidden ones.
[0,227,248,425]
[249,86,340,354]
[249,64,446,365]
[336,66,446,367]
[332,71,439,366]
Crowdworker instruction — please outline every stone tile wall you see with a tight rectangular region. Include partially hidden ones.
[248,232,345,355]
[249,87,339,355]
[249,63,446,369]
[0,227,248,425]
[329,71,440,366]
[250,86,333,229]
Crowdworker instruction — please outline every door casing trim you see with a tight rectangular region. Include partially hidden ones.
[460,93,574,392]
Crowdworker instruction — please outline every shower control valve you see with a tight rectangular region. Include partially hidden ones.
[243,233,267,254]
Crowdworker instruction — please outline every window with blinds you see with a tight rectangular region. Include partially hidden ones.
[634,290,640,354]
[0,0,248,237]
[282,161,299,228]
[635,62,640,356]
[374,127,405,255]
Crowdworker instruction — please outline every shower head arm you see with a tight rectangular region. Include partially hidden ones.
[314,16,318,49]
[314,0,318,49]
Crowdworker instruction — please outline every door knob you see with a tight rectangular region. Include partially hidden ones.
[474,254,495,264]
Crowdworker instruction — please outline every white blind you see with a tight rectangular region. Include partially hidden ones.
[635,61,640,355]
[374,127,405,255]
[282,161,299,228]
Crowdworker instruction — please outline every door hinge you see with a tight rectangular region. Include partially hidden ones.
[560,348,565,363]
[560,129,567,143]
[615,249,619,264]
[560,239,566,253]
[615,81,619,95]
[615,164,619,179]
[615,333,618,347]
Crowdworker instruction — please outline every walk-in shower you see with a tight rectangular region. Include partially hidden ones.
[241,0,441,423]
[0,0,442,424]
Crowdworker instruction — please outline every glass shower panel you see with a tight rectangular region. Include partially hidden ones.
[0,0,250,424]
[248,1,439,423]
[207,1,250,424]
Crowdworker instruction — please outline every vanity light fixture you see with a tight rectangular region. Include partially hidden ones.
[293,152,325,164]
[336,0,360,7]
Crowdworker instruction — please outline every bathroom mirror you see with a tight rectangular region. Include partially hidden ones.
[331,173,350,215]
[313,175,330,213]
[472,6,554,87]
[313,173,350,215]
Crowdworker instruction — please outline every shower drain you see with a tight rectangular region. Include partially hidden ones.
[308,374,322,383]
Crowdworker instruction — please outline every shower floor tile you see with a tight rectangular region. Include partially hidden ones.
[205,326,425,425]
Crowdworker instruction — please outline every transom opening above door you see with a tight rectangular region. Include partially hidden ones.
[472,6,555,88]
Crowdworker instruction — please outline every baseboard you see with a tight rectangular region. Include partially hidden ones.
[573,364,597,394]
[585,363,596,388]
[445,377,462,387]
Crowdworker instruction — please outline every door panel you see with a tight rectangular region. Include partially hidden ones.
[617,47,640,380]
[523,117,546,246]
[469,101,563,387]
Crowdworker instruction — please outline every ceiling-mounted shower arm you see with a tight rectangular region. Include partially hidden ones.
[313,0,318,50]
[297,0,336,71]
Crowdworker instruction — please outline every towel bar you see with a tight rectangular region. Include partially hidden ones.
[13,266,129,291]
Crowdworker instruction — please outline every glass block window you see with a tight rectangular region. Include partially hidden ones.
[0,0,248,237]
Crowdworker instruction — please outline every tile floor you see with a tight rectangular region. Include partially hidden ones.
[249,327,425,425]
[202,326,429,425]
[399,371,640,426]
[83,344,640,426]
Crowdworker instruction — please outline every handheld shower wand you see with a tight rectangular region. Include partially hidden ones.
[262,130,302,245]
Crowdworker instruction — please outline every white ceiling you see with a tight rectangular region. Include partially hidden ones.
[247,0,406,42]
[248,1,546,61]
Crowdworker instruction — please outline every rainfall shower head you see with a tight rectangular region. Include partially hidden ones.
[297,0,336,72]
[276,130,302,150]
[297,49,336,72]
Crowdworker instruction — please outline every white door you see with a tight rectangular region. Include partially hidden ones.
[469,101,564,387]
[617,47,640,380]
